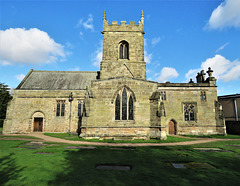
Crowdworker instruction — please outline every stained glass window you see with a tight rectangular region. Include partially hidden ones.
[184,104,195,121]
[115,88,134,121]
[129,95,133,120]
[122,89,127,120]
[115,94,120,120]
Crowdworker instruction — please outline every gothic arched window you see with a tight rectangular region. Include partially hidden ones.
[115,94,120,120]
[184,103,196,121]
[115,88,134,121]
[128,95,134,120]
[119,41,129,59]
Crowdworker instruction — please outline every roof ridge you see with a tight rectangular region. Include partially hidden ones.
[32,70,98,73]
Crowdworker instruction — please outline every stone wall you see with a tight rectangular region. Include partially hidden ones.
[3,89,86,134]
[157,83,222,135]
[81,77,158,138]
[101,17,145,80]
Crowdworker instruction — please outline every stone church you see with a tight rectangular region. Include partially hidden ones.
[3,11,226,139]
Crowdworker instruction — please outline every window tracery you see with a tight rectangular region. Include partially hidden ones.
[115,88,134,121]
[184,103,196,121]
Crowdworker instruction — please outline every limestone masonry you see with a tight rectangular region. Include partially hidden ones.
[3,11,226,139]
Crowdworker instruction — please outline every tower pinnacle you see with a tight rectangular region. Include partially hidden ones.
[141,10,144,24]
[103,10,106,21]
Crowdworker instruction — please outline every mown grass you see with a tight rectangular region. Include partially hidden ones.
[44,132,196,143]
[1,139,240,185]
[0,135,40,139]
[184,134,240,139]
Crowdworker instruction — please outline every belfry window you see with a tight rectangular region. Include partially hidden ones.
[119,41,129,59]
[56,100,65,117]
[184,103,196,121]
[115,88,134,121]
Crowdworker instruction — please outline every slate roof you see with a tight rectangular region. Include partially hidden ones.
[17,69,100,90]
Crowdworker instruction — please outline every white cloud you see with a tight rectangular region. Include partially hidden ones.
[68,66,80,71]
[145,50,152,64]
[156,67,179,83]
[185,69,200,82]
[76,14,94,31]
[16,74,25,81]
[144,39,152,64]
[0,28,66,65]
[206,0,240,30]
[91,40,102,67]
[151,37,161,46]
[185,54,240,82]
[216,42,229,52]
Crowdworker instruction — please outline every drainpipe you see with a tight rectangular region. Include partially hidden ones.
[234,98,238,121]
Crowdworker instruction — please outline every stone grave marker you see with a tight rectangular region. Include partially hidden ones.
[171,163,187,169]
[96,164,131,171]
[65,146,96,149]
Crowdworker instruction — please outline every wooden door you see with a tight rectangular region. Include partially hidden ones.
[34,118,43,132]
[169,121,175,135]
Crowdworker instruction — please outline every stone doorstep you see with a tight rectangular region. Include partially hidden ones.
[96,165,132,171]
[65,146,96,149]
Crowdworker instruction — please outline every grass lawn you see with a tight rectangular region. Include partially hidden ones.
[0,135,41,139]
[1,139,240,185]
[184,134,240,139]
[44,133,196,143]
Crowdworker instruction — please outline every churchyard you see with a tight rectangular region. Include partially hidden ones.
[1,133,240,185]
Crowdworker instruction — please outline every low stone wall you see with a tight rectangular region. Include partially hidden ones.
[177,126,219,135]
[80,127,150,140]
[226,121,240,135]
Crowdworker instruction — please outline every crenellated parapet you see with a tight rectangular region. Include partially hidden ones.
[102,10,144,34]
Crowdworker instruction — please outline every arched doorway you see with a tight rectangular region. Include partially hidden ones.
[168,120,177,135]
[32,112,44,132]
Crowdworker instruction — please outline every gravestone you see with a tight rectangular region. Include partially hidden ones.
[96,165,131,171]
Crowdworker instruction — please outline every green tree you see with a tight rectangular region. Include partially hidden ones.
[0,83,12,120]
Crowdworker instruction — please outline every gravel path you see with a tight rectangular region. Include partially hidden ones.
[1,133,239,147]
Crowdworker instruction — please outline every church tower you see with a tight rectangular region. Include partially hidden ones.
[100,11,146,80]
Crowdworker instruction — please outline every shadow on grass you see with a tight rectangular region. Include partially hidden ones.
[48,145,240,186]
[0,153,25,185]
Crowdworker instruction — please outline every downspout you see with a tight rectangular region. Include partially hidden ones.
[234,99,238,121]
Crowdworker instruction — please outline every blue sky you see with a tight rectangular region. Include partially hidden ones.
[0,0,240,96]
